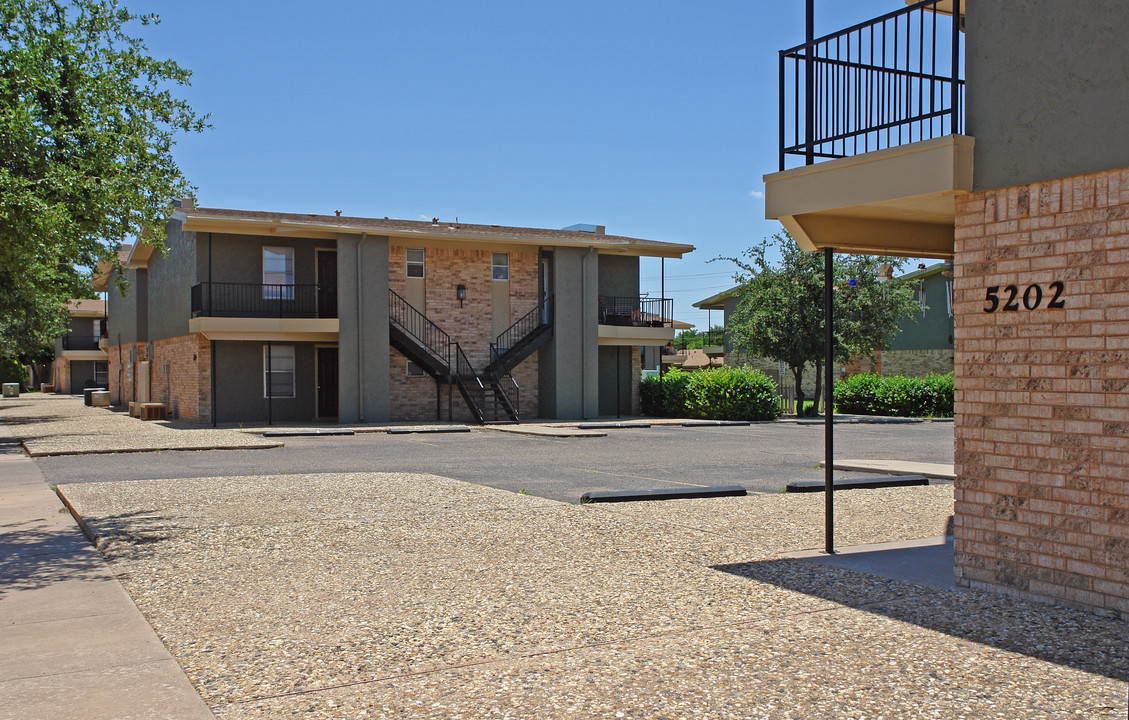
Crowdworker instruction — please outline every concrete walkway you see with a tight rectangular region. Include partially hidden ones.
[0,426,214,720]
[823,458,956,480]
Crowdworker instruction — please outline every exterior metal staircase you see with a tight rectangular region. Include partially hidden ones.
[388,289,519,424]
[484,296,553,380]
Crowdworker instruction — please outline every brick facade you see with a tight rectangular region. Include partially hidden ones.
[388,244,540,421]
[107,335,211,422]
[953,166,1129,617]
[879,349,954,377]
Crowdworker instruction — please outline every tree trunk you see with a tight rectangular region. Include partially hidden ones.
[791,366,805,417]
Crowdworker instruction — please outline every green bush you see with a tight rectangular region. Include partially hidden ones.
[642,366,780,421]
[0,357,29,391]
[834,372,953,417]
[641,367,691,417]
[685,366,780,421]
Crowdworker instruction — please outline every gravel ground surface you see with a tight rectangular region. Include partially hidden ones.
[58,474,1128,719]
[0,394,280,455]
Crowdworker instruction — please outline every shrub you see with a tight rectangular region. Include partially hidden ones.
[833,372,953,417]
[0,357,28,391]
[640,367,691,417]
[684,366,780,421]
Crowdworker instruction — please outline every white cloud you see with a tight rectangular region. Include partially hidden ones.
[748,190,765,199]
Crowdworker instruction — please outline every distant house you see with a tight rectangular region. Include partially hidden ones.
[94,200,693,424]
[52,299,109,394]
[693,262,955,384]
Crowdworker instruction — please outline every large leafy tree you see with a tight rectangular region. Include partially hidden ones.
[721,232,919,416]
[0,0,207,357]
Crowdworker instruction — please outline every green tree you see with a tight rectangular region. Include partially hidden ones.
[720,232,918,416]
[0,0,208,357]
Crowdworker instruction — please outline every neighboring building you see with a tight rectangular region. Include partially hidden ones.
[94,202,693,424]
[880,262,955,377]
[52,298,108,394]
[764,0,1129,616]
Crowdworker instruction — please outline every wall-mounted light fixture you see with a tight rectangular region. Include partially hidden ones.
[456,284,466,308]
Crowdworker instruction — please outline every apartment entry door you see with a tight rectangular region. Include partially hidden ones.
[316,346,339,418]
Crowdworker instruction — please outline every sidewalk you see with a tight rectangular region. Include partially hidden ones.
[0,425,214,720]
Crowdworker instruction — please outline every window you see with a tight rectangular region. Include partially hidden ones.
[406,248,425,278]
[492,252,509,281]
[405,360,425,378]
[263,345,295,398]
[263,247,294,299]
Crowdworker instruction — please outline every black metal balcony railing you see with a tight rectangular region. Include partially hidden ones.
[62,334,102,351]
[780,0,963,170]
[598,296,674,328]
[191,282,333,318]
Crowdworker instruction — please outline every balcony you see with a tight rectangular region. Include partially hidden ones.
[189,282,339,342]
[597,296,677,346]
[764,0,972,259]
[61,334,104,352]
[191,282,336,319]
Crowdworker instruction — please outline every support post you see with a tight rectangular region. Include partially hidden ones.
[805,0,815,166]
[266,341,273,426]
[824,247,834,554]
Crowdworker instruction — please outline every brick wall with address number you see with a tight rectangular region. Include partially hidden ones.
[953,166,1129,617]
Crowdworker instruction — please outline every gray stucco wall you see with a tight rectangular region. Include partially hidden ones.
[597,254,640,298]
[967,1,1129,191]
[146,221,196,341]
[539,247,598,419]
[212,341,317,423]
[201,232,334,286]
[106,268,145,346]
[337,234,390,423]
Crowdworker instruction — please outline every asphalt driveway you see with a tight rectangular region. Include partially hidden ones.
[34,421,953,502]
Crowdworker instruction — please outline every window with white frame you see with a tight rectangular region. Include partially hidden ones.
[263,344,296,398]
[406,248,425,278]
[406,360,425,378]
[263,247,294,299]
[491,252,509,281]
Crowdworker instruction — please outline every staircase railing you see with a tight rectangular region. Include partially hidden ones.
[494,374,520,419]
[389,289,451,370]
[453,344,487,424]
[491,295,552,362]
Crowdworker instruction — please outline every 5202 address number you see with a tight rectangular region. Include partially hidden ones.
[984,282,1065,313]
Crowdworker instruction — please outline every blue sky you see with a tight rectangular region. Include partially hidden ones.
[146,0,900,328]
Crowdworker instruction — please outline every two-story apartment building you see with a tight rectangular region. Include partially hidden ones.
[95,202,692,425]
[765,0,1129,616]
[52,298,108,394]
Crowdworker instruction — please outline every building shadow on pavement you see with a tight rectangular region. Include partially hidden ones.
[713,552,1129,682]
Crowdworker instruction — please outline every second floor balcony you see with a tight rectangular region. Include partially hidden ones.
[764,0,973,260]
[61,333,104,352]
[191,282,338,319]
[597,295,678,347]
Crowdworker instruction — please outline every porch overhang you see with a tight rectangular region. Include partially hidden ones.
[58,350,109,361]
[189,317,339,343]
[597,325,675,347]
[763,134,974,259]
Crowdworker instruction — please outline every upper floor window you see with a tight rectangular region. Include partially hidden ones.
[406,248,425,278]
[492,252,509,281]
[263,247,294,299]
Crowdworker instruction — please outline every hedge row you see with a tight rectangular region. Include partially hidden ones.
[834,372,953,417]
[641,366,780,421]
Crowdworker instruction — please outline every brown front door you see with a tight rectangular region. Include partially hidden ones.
[317,250,337,318]
[316,346,338,418]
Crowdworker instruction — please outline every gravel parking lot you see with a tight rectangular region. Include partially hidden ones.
[57,473,1127,720]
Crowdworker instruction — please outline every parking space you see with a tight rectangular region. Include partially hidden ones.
[35,421,953,503]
